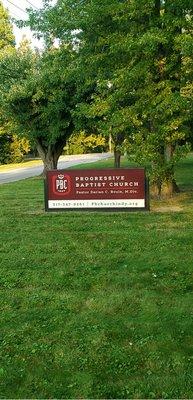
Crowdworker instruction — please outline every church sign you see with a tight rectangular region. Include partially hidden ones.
[45,168,149,211]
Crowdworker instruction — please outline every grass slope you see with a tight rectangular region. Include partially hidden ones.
[0,155,193,399]
[0,159,43,172]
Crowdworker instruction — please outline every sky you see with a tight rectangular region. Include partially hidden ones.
[2,0,45,48]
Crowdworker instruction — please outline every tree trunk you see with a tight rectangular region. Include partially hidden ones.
[109,132,112,153]
[114,147,121,168]
[164,143,173,163]
[42,153,59,173]
[113,133,125,168]
[35,139,64,177]
[164,143,179,195]
[161,179,180,197]
[151,144,180,198]
[154,0,161,17]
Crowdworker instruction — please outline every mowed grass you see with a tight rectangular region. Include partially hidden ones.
[0,159,43,172]
[0,155,193,399]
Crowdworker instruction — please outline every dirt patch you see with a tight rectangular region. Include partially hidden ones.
[152,205,183,212]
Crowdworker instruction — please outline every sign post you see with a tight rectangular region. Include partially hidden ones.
[45,168,149,212]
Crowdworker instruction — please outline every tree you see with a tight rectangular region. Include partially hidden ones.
[0,44,76,174]
[16,0,193,193]
[179,20,193,150]
[68,0,193,194]
[20,0,133,167]
[0,1,16,164]
[0,4,30,165]
[0,1,15,52]
[128,0,193,196]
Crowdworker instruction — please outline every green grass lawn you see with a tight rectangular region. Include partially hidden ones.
[0,155,193,399]
[0,159,43,172]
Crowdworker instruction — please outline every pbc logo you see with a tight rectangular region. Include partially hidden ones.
[52,174,71,196]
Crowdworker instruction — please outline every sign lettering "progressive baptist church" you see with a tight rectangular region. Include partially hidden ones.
[45,168,149,211]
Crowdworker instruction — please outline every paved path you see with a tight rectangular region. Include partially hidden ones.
[0,153,112,184]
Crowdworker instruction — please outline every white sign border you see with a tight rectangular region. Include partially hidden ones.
[48,199,145,209]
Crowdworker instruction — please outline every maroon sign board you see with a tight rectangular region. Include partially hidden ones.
[45,168,149,211]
